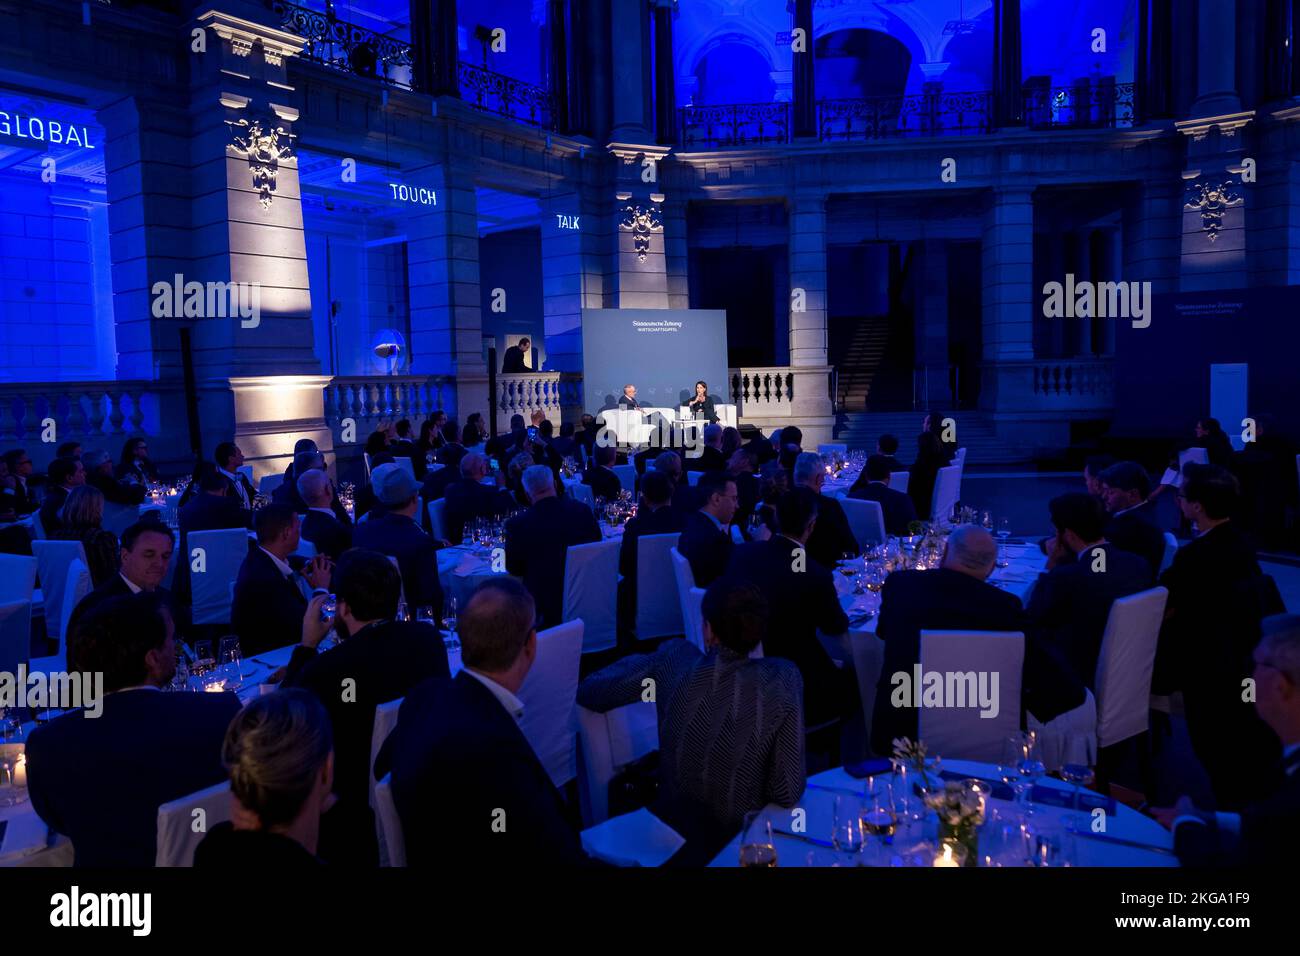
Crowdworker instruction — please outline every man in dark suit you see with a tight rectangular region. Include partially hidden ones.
[648,450,695,520]
[742,428,778,467]
[1026,492,1153,689]
[486,415,526,462]
[502,336,530,373]
[504,464,602,629]
[875,434,904,474]
[617,384,643,411]
[374,578,591,867]
[724,488,851,726]
[215,441,257,512]
[618,471,683,636]
[38,455,86,534]
[677,470,737,588]
[684,422,727,473]
[179,466,248,535]
[871,524,1084,754]
[231,504,334,656]
[0,448,37,514]
[298,467,353,561]
[443,452,514,543]
[1099,461,1167,579]
[1157,614,1299,865]
[793,451,859,567]
[353,463,445,613]
[284,550,449,819]
[848,454,917,537]
[26,593,241,867]
[728,448,761,534]
[583,444,623,502]
[280,437,318,489]
[550,422,579,463]
[83,448,146,506]
[272,450,352,524]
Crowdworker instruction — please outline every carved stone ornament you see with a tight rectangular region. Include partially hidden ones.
[1184,177,1242,242]
[619,203,664,261]
[227,115,297,209]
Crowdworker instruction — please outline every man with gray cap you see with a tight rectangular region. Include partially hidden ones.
[353,462,444,613]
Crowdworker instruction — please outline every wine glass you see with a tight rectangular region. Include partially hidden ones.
[217,636,243,684]
[1017,731,1047,813]
[441,596,459,649]
[1059,732,1095,830]
[831,793,865,862]
[0,709,22,807]
[860,776,897,864]
[192,640,215,678]
[739,810,778,867]
[980,509,994,532]
[998,733,1032,808]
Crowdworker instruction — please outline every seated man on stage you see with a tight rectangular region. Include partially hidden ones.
[618,384,643,410]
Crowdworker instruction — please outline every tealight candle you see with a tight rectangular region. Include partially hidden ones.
[203,679,227,693]
[13,752,27,788]
[934,843,960,867]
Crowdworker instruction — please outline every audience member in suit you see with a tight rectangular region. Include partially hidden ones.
[1083,453,1118,501]
[49,485,120,587]
[214,441,257,512]
[280,438,318,489]
[353,463,445,612]
[579,580,805,861]
[1156,614,1300,866]
[56,441,82,461]
[724,489,851,727]
[743,428,779,467]
[414,415,446,480]
[1098,461,1167,579]
[583,443,624,502]
[0,458,20,527]
[194,689,330,868]
[231,504,334,657]
[298,467,353,561]
[907,413,955,520]
[501,336,530,373]
[650,450,695,520]
[0,448,38,514]
[875,433,904,474]
[26,593,241,867]
[179,465,249,536]
[685,422,727,473]
[1194,417,1236,467]
[38,455,86,534]
[575,413,599,459]
[729,448,761,535]
[752,460,791,538]
[617,384,643,410]
[485,415,523,462]
[462,412,489,450]
[617,471,684,635]
[1158,465,1283,809]
[375,578,592,867]
[84,448,146,506]
[504,465,601,628]
[550,422,580,463]
[792,452,859,567]
[115,437,158,485]
[848,454,917,537]
[443,452,515,543]
[721,426,742,460]
[871,525,1085,754]
[66,521,183,667]
[677,470,738,588]
[777,425,804,474]
[1026,493,1154,689]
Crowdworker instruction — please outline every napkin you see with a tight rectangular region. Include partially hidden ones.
[580,807,685,867]
[453,555,487,577]
[0,810,48,863]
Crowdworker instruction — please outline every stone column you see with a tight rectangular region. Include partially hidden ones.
[1100,228,1121,355]
[1137,0,1174,120]
[992,0,1023,128]
[914,240,950,408]
[609,144,672,309]
[610,0,651,143]
[792,0,816,138]
[1262,0,1294,102]
[981,187,1035,363]
[785,190,834,444]
[653,0,676,145]
[1191,0,1242,116]
[547,0,570,133]
[1074,230,1094,356]
[541,183,604,371]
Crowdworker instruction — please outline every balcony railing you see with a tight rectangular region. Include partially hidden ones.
[458,62,555,129]
[270,0,414,89]
[495,372,583,432]
[679,102,792,149]
[1023,81,1136,130]
[820,90,993,141]
[323,376,457,432]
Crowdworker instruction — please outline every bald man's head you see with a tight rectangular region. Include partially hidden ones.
[942,525,998,579]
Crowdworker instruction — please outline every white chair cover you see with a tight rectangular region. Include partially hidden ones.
[30,558,91,672]
[293,535,316,560]
[569,481,596,511]
[818,443,848,456]
[918,630,1024,762]
[374,773,406,867]
[889,471,909,494]
[31,540,87,645]
[1160,532,1177,573]
[683,586,706,651]
[30,509,47,541]
[1178,448,1210,474]
[189,528,252,626]
[427,462,445,474]
[669,547,698,647]
[576,701,659,826]
[954,447,967,471]
[635,533,683,640]
[848,630,886,752]
[841,497,886,546]
[519,620,585,788]
[101,501,139,537]
[613,464,636,496]
[427,499,448,541]
[258,473,285,497]
[686,471,702,487]
[0,600,32,676]
[155,781,232,866]
[1028,688,1097,772]
[0,554,37,603]
[370,698,403,810]
[929,464,962,522]
[1094,586,1168,749]
[562,539,619,653]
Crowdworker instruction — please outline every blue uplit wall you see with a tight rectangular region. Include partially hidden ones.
[457,0,547,84]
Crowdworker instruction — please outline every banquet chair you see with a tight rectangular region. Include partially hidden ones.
[374,773,406,867]
[518,620,585,788]
[635,533,683,640]
[0,554,37,603]
[715,404,738,429]
[561,539,619,654]
[682,586,706,652]
[427,498,448,542]
[29,558,91,674]
[840,498,886,547]
[369,697,404,866]
[889,471,909,495]
[575,701,659,826]
[155,781,232,866]
[929,465,962,523]
[189,528,252,626]
[1177,448,1210,473]
[918,630,1024,763]
[30,540,87,648]
[102,501,139,537]
[1159,532,1178,573]
[953,447,967,471]
[669,547,698,647]
[568,481,596,512]
[613,464,636,496]
[848,628,886,754]
[1093,587,1168,792]
[0,599,32,677]
[818,443,847,457]
[237,465,255,486]
[258,473,284,497]
[30,509,47,541]
[293,533,316,561]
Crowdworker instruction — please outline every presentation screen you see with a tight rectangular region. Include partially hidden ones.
[580,308,730,415]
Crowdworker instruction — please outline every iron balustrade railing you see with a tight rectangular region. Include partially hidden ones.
[820,90,993,141]
[269,0,414,89]
[457,62,556,129]
[1022,81,1136,130]
[678,102,792,149]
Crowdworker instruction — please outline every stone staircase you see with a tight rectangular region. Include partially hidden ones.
[830,411,1035,465]
[833,320,892,410]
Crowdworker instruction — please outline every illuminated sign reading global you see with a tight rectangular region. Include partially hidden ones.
[0,111,95,148]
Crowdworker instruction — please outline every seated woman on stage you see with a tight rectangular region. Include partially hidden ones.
[686,380,718,423]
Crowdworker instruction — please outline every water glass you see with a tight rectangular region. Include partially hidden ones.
[217,636,243,683]
[831,793,866,861]
[192,640,215,677]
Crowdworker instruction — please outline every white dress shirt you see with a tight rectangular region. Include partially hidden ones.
[463,668,525,723]
[218,467,250,507]
[119,572,143,594]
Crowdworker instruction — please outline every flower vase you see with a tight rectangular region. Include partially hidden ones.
[939,822,980,868]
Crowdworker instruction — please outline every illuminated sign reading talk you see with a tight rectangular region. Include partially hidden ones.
[389,183,436,206]
[0,112,95,149]
[555,214,580,230]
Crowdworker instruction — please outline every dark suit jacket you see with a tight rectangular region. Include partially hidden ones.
[26,688,242,867]
[677,510,733,588]
[502,345,528,372]
[583,465,623,503]
[685,446,726,473]
[617,395,642,410]
[1104,500,1166,580]
[685,396,718,423]
[375,671,590,868]
[806,493,860,568]
[1025,543,1153,689]
[301,508,353,561]
[352,512,444,612]
[88,471,146,506]
[1175,751,1300,867]
[284,620,449,809]
[744,435,778,466]
[872,567,1084,753]
[66,577,187,668]
[195,823,320,868]
[504,495,602,629]
[3,479,38,515]
[724,536,850,725]
[847,481,917,537]
[271,479,351,525]
[732,471,761,535]
[231,546,315,656]
[38,484,69,533]
[218,470,257,511]
[443,478,514,543]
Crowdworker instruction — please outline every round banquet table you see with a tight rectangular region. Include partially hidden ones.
[709,760,1178,867]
